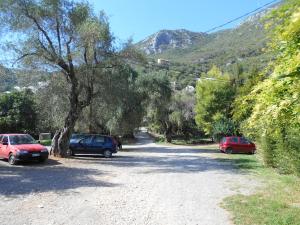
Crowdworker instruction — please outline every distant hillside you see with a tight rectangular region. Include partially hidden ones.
[135,5,276,71]
[156,19,269,66]
[0,66,50,92]
[133,5,278,89]
[0,65,17,92]
[135,29,209,55]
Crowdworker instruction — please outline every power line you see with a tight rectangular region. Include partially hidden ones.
[205,0,280,33]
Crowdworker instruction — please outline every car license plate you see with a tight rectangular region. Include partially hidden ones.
[32,153,40,157]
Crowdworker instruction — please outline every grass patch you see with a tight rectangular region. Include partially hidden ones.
[39,139,52,146]
[150,133,213,145]
[221,153,300,225]
[171,136,213,145]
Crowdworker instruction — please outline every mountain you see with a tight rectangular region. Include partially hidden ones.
[135,29,208,55]
[135,5,276,70]
[133,5,279,89]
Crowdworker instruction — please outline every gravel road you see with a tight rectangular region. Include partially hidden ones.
[0,131,258,225]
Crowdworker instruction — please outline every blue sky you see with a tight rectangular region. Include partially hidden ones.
[88,0,280,43]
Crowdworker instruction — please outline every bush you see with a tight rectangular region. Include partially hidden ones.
[212,118,238,142]
[259,127,300,175]
[0,90,37,134]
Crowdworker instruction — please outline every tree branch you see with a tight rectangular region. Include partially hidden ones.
[23,6,57,57]
[12,53,37,66]
[56,17,62,56]
[84,46,88,65]
[93,47,99,64]
[66,37,74,76]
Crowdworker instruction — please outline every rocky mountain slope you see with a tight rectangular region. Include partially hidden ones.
[136,29,208,55]
[135,5,276,68]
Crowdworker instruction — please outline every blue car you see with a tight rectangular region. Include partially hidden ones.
[69,134,117,158]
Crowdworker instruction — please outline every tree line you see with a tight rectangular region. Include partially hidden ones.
[0,0,299,176]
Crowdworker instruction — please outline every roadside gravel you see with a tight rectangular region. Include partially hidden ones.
[0,132,259,225]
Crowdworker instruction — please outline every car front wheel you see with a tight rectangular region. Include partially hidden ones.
[69,149,75,156]
[39,158,47,163]
[8,153,17,165]
[226,148,233,154]
[103,150,112,158]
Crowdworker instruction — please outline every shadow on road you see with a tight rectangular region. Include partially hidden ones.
[0,131,255,198]
[0,158,118,197]
[91,154,255,175]
[75,151,254,176]
[67,132,256,175]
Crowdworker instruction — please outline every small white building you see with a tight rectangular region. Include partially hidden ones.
[157,58,170,65]
[184,85,195,93]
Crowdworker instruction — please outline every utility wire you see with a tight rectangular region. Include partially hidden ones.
[205,0,280,33]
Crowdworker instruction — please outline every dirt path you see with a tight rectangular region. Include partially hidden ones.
[0,131,258,225]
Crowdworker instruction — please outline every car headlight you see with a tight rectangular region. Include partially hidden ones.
[41,149,48,153]
[17,150,29,154]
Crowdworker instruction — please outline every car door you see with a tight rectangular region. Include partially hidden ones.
[0,136,10,158]
[77,136,94,154]
[90,135,106,154]
[229,137,239,152]
[240,137,252,153]
[0,135,3,158]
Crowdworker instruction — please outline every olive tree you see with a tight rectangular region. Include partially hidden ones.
[0,0,142,157]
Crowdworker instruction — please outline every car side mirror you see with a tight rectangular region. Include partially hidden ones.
[2,141,8,145]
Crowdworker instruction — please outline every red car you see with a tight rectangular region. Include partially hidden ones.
[0,134,49,165]
[219,136,256,154]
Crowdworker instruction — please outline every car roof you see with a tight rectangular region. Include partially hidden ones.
[71,134,111,138]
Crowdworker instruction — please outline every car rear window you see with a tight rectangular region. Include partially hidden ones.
[94,136,105,143]
[230,137,238,143]
[81,136,93,144]
[240,137,250,144]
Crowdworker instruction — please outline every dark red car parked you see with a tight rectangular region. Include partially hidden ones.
[0,134,49,165]
[219,136,256,154]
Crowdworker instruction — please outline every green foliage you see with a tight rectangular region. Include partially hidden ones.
[85,65,144,136]
[212,117,237,142]
[169,90,197,138]
[232,66,263,124]
[35,73,69,132]
[240,0,300,175]
[195,66,236,136]
[137,71,173,141]
[36,64,145,137]
[0,90,37,133]
[39,139,52,146]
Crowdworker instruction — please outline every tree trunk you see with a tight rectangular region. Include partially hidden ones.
[88,100,94,133]
[51,103,79,157]
[165,126,172,143]
[123,132,135,139]
[51,75,82,157]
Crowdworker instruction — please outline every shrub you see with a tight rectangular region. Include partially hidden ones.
[212,118,238,142]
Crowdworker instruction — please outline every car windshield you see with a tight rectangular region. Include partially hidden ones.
[70,134,88,143]
[9,135,37,145]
